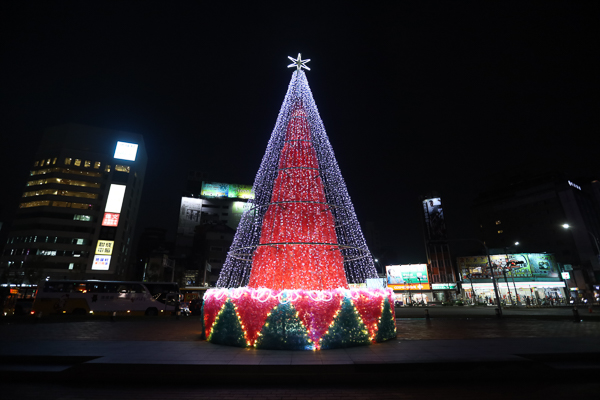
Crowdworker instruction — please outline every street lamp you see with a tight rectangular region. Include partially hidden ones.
[430,238,503,317]
[417,274,424,306]
[504,241,520,305]
[562,224,600,255]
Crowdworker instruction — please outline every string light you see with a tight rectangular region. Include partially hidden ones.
[204,62,395,350]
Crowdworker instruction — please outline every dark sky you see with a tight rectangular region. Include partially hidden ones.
[0,1,597,265]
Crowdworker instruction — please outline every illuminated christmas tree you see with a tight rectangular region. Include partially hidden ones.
[203,55,396,350]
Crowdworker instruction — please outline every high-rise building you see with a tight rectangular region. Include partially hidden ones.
[0,124,147,283]
[175,179,252,286]
[472,171,600,300]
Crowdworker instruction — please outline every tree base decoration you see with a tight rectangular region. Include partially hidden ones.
[204,287,396,350]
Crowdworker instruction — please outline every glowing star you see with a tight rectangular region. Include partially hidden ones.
[287,53,311,71]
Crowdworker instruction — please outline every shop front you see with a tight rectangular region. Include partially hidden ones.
[462,281,566,306]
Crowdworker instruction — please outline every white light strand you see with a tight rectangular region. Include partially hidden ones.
[217,70,377,288]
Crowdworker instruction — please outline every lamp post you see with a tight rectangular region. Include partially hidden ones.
[562,224,600,256]
[562,223,600,307]
[417,275,424,305]
[504,241,520,305]
[430,238,502,317]
[464,271,476,305]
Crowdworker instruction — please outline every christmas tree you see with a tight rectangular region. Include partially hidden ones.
[204,55,395,350]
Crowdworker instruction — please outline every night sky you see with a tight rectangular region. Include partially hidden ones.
[1,1,597,265]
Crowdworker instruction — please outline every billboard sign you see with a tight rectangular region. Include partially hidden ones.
[105,184,126,213]
[114,141,138,161]
[178,197,204,236]
[386,264,430,290]
[102,212,120,227]
[95,240,114,255]
[457,253,560,279]
[201,182,254,199]
[92,255,111,270]
[423,197,446,240]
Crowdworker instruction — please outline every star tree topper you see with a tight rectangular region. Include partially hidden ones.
[287,53,311,71]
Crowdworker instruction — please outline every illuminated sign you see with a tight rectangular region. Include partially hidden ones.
[95,240,114,255]
[92,255,111,270]
[105,184,126,213]
[561,272,571,280]
[457,253,560,278]
[568,180,581,190]
[102,212,120,227]
[432,283,457,290]
[423,198,446,240]
[201,182,254,199]
[386,264,430,290]
[178,197,204,236]
[114,141,138,161]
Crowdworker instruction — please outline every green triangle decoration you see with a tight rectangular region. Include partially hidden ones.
[255,302,312,350]
[320,297,371,350]
[207,300,247,347]
[375,297,396,342]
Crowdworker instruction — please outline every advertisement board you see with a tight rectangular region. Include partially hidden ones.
[457,253,560,278]
[102,212,120,227]
[95,240,114,255]
[114,141,138,161]
[92,255,111,270]
[201,182,254,199]
[423,197,446,240]
[386,264,430,290]
[105,184,126,213]
[178,197,204,236]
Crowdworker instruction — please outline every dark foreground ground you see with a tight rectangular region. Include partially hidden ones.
[1,306,599,399]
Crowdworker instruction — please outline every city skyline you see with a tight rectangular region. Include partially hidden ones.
[1,1,597,265]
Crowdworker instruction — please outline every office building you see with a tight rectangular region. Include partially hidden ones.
[1,124,147,283]
[176,179,252,286]
[472,171,600,300]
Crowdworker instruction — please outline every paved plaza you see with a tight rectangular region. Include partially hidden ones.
[1,307,599,398]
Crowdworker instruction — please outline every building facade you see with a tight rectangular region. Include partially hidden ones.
[175,180,252,287]
[472,171,600,302]
[0,124,147,283]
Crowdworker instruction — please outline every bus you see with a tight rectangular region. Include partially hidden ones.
[1,284,38,316]
[32,280,180,316]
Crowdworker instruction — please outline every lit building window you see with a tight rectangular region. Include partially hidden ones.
[22,189,98,199]
[115,165,130,173]
[84,160,91,168]
[105,165,111,172]
[94,161,101,169]
[495,220,501,225]
[73,214,92,221]
[52,158,57,164]
[19,200,51,208]
[46,159,51,165]
[74,159,81,166]
[497,230,503,234]
[30,167,102,178]
[26,178,100,188]
[34,161,39,167]
[65,158,72,165]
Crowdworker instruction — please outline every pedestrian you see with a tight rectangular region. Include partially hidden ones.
[526,296,531,306]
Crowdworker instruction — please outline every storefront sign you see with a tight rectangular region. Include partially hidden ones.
[561,272,570,280]
[432,283,457,290]
[95,240,114,255]
[389,283,431,291]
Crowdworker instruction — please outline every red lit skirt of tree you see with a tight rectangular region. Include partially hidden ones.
[203,287,396,350]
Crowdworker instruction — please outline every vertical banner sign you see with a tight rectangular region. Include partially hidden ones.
[423,197,447,240]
